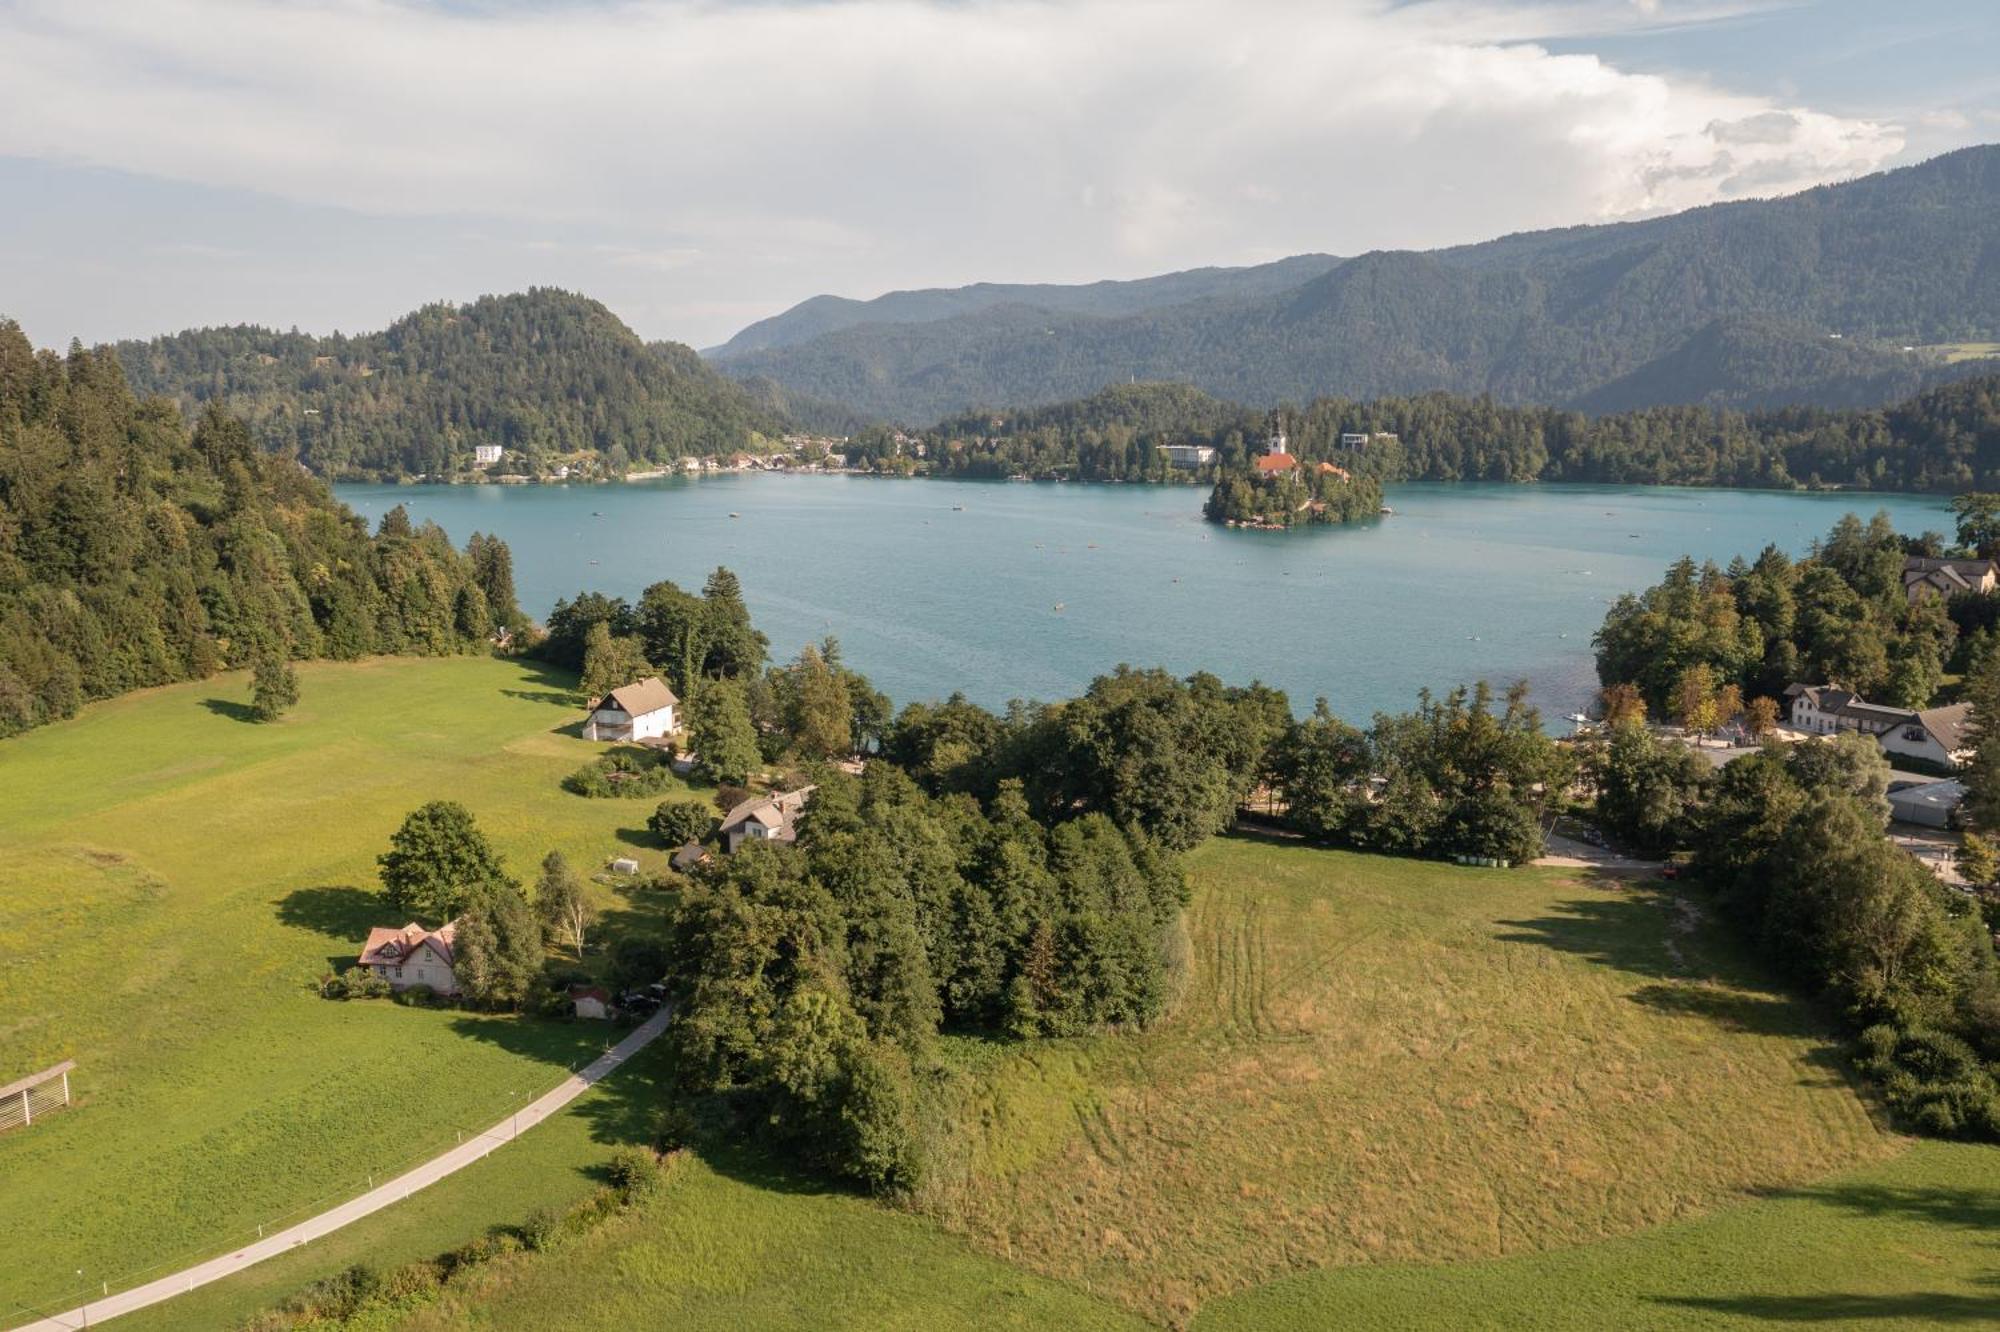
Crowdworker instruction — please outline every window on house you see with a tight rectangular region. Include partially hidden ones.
[394,965,404,978]
[1905,727,1925,741]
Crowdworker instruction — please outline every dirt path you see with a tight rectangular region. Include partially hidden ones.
[7,1008,671,1332]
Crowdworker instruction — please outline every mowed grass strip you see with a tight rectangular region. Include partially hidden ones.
[393,1144,1147,1332]
[911,838,1902,1324]
[0,657,709,1317]
[1193,1137,2000,1330]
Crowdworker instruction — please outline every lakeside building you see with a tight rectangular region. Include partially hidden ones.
[719,786,816,853]
[1902,555,1999,603]
[583,677,679,742]
[472,444,503,467]
[1783,684,1972,769]
[1161,444,1217,468]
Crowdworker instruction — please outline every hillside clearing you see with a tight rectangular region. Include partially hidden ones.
[913,838,1902,1323]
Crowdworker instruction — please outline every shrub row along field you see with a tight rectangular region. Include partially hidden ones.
[0,656,709,1318]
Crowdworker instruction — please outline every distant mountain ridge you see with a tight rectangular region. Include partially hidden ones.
[706,254,1343,357]
[707,145,2000,423]
[114,289,782,478]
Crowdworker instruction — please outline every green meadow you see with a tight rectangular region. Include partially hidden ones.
[5,660,1997,1331]
[0,656,707,1320]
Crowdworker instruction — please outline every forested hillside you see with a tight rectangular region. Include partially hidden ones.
[114,290,783,479]
[888,375,2000,492]
[706,254,1343,357]
[710,145,2000,423]
[0,321,520,737]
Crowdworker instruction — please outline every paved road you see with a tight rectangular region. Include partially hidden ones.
[8,1008,671,1332]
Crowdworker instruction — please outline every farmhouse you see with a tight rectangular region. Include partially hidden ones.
[719,785,816,853]
[1784,684,1972,768]
[1902,555,1999,602]
[357,921,461,995]
[583,676,678,742]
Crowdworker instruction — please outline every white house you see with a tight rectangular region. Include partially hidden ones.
[473,443,503,468]
[1902,555,1999,603]
[357,921,460,995]
[583,677,678,742]
[1784,684,1972,768]
[719,786,816,854]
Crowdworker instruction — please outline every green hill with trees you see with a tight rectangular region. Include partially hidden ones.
[709,145,2000,423]
[112,289,784,479]
[0,322,526,739]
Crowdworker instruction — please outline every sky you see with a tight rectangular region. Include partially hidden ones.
[0,0,1994,351]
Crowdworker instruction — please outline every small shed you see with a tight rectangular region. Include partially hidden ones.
[1888,779,1965,829]
[571,985,613,1020]
[609,857,640,875]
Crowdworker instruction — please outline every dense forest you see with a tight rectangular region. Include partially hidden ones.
[114,290,783,479]
[877,375,2000,493]
[0,320,521,738]
[711,145,2000,423]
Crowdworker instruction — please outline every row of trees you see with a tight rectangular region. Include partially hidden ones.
[0,324,525,739]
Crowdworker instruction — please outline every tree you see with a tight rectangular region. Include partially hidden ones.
[785,642,853,759]
[650,800,714,847]
[377,801,511,921]
[1587,721,1710,856]
[1744,695,1781,739]
[466,532,523,631]
[249,646,298,722]
[1713,683,1745,732]
[1597,683,1646,726]
[455,882,545,1007]
[1958,831,1998,889]
[579,622,652,704]
[1952,493,2000,559]
[700,567,768,680]
[534,850,596,959]
[1672,662,1721,736]
[1272,699,1369,841]
[687,679,762,786]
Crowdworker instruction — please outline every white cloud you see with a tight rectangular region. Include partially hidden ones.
[0,0,1908,343]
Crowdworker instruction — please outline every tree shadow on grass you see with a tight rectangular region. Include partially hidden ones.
[1627,981,1818,1039]
[1648,1186,2000,1321]
[502,688,580,707]
[613,825,660,851]
[201,697,258,723]
[1495,891,1692,983]
[278,884,383,938]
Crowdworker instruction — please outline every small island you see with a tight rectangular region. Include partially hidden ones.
[1203,426,1384,529]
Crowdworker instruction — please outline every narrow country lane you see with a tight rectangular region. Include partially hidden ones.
[8,1007,672,1332]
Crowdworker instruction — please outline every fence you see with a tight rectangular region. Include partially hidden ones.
[0,1061,74,1134]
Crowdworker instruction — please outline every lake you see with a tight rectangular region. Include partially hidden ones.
[333,476,1952,723]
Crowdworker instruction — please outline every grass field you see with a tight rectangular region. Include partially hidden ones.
[1921,341,2000,364]
[912,839,1902,1323]
[8,662,1994,1331]
[0,656,711,1320]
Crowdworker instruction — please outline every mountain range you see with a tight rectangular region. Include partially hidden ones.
[706,145,2000,425]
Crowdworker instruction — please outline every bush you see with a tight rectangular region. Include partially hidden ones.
[320,966,390,1000]
[392,982,441,1007]
[649,799,714,846]
[520,1205,568,1253]
[606,1145,666,1205]
[281,1264,380,1320]
[564,747,680,799]
[1855,1023,2000,1138]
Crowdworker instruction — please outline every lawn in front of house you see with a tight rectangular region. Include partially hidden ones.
[0,655,714,1319]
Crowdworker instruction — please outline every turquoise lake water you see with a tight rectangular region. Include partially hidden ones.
[333,476,1952,723]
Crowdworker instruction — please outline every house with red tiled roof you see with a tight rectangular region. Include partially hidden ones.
[357,921,461,996]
